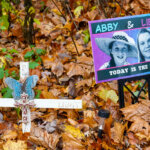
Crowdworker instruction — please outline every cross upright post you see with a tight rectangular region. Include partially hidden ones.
[19,62,31,133]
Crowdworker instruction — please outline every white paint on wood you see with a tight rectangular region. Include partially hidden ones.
[0,98,82,109]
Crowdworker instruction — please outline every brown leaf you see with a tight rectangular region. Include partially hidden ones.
[107,80,118,91]
[68,80,76,97]
[68,118,78,126]
[51,62,64,77]
[3,140,27,150]
[0,122,13,134]
[62,133,85,150]
[1,130,17,140]
[111,122,126,144]
[29,123,60,149]
[82,92,96,109]
[135,132,150,141]
[65,62,92,78]
[127,132,140,145]
[11,24,23,40]
[76,78,93,89]
[137,0,150,9]
[77,55,93,66]
[41,56,54,69]
[101,141,116,150]
[87,9,99,20]
[36,147,46,150]
[36,21,55,37]
[83,110,98,128]
[121,100,150,122]
[66,42,85,55]
[30,69,41,78]
[41,91,58,99]
[128,117,150,137]
[144,146,150,150]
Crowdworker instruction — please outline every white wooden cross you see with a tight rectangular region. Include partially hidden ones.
[0,62,82,133]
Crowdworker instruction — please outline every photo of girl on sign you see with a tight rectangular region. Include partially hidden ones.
[95,31,138,69]
[137,28,150,62]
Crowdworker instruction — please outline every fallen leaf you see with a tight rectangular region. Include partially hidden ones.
[10,23,23,40]
[41,91,58,99]
[135,132,150,141]
[64,124,85,139]
[68,80,76,97]
[82,92,96,109]
[65,62,92,78]
[66,42,85,55]
[37,21,55,36]
[62,133,85,150]
[36,147,46,150]
[51,62,64,77]
[1,130,17,140]
[144,146,150,150]
[121,100,150,122]
[74,6,83,18]
[107,80,118,91]
[51,9,62,16]
[30,68,41,77]
[76,78,93,88]
[41,56,54,69]
[111,122,126,144]
[68,118,78,126]
[87,9,99,20]
[137,0,150,9]
[128,117,150,137]
[0,122,13,134]
[98,88,118,103]
[29,123,60,149]
[0,57,6,68]
[3,140,27,150]
[77,55,93,66]
[83,110,98,128]
[101,141,116,150]
[127,132,140,146]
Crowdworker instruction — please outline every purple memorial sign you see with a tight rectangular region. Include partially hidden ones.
[89,14,150,83]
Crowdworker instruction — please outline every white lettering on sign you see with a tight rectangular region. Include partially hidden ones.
[138,65,148,71]
[109,68,128,76]
[131,67,136,72]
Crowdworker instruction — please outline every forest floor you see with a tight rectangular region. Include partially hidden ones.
[0,0,150,149]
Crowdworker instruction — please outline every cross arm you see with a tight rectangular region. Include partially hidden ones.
[0,98,82,109]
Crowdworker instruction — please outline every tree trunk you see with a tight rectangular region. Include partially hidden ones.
[0,0,2,16]
[24,0,35,45]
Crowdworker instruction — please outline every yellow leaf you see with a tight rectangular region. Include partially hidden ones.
[135,133,150,141]
[28,6,35,14]
[74,6,83,18]
[106,90,118,103]
[3,140,27,150]
[99,89,118,103]
[124,84,132,92]
[99,88,107,101]
[64,21,73,31]
[1,130,17,140]
[51,9,61,16]
[36,147,46,150]
[0,56,6,68]
[101,141,116,150]
[64,125,85,139]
